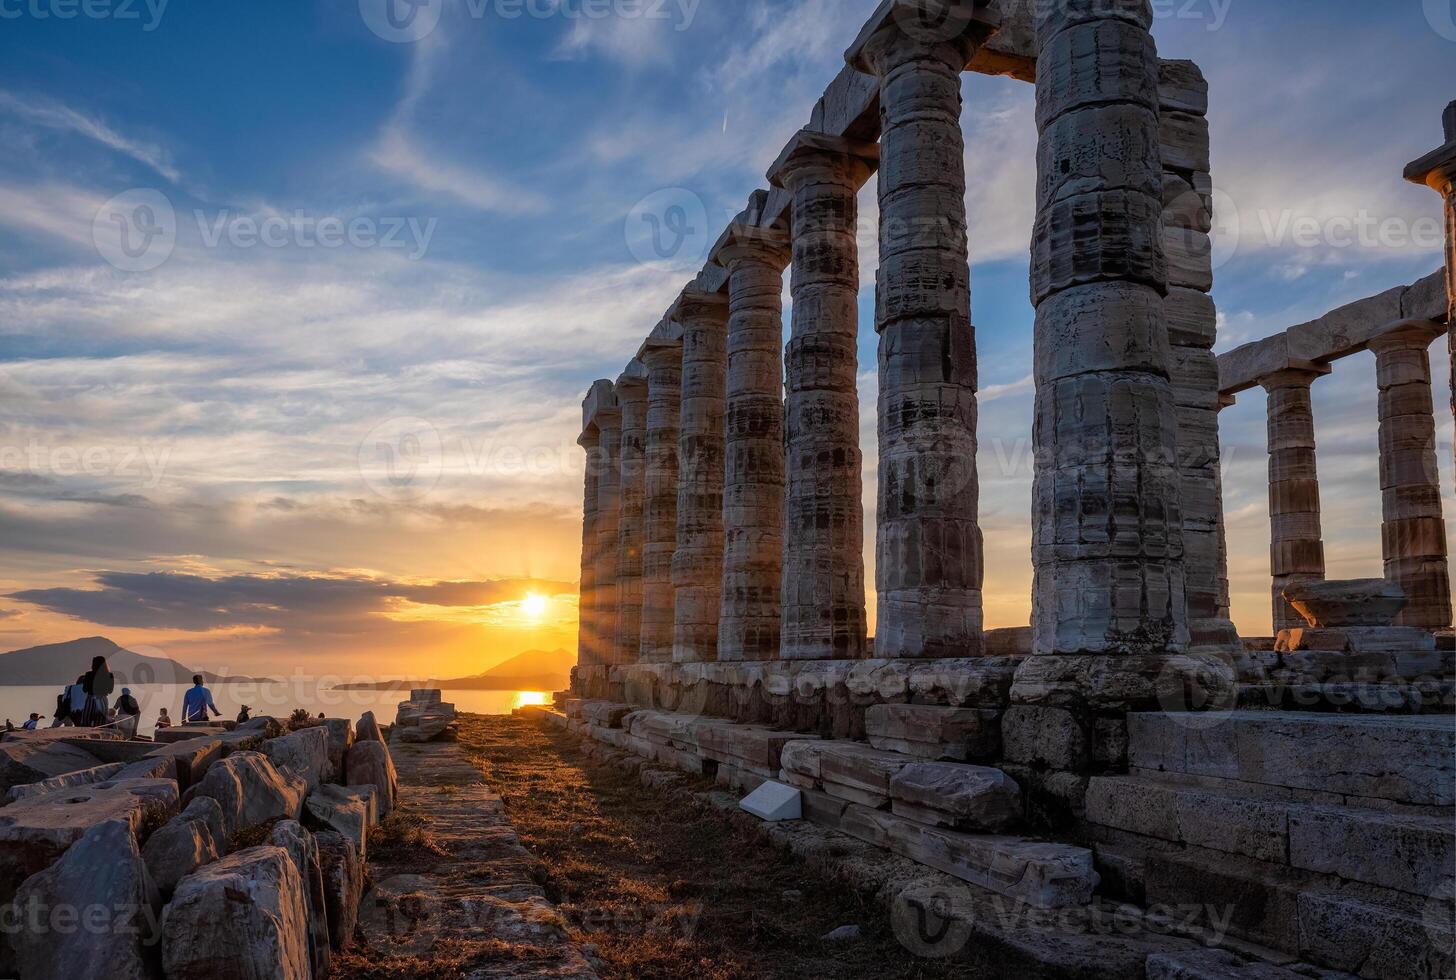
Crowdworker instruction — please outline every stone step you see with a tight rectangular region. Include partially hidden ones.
[1087,775,1454,897]
[1127,710,1455,806]
[1137,847,1452,980]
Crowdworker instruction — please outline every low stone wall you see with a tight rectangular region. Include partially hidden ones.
[0,714,399,979]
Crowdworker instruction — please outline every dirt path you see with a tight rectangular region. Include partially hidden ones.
[456,714,964,980]
[333,735,598,980]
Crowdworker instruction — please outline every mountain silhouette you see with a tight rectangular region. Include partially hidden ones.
[0,637,270,686]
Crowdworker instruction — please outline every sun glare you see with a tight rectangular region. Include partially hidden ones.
[521,593,548,619]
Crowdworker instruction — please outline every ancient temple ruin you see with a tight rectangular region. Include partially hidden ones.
[560,1,1454,975]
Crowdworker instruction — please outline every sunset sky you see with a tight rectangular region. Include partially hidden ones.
[0,0,1451,678]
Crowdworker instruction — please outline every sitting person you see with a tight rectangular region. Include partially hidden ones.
[236,705,252,723]
[20,713,40,731]
[155,707,172,731]
[113,687,142,737]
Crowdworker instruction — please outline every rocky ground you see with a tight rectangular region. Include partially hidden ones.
[449,713,963,980]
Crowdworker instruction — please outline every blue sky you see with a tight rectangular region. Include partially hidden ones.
[0,0,1451,674]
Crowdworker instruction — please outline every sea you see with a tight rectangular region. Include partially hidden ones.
[0,682,550,734]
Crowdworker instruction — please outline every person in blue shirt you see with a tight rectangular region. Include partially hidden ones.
[180,675,221,724]
[20,713,40,731]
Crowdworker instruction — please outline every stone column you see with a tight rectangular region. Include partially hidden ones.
[1369,321,1452,629]
[593,394,623,664]
[614,363,649,663]
[638,330,683,664]
[1404,102,1455,483]
[672,287,730,663]
[1215,392,1236,622]
[1261,365,1329,633]
[576,428,600,669]
[716,226,790,661]
[1159,58,1239,653]
[1016,0,1205,707]
[767,133,875,661]
[848,4,997,660]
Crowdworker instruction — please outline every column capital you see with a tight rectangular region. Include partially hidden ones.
[576,428,599,450]
[1367,318,1447,355]
[670,286,728,324]
[1258,361,1331,392]
[1403,112,1456,193]
[1218,392,1236,412]
[582,378,618,433]
[766,130,878,192]
[714,222,790,273]
[845,0,999,75]
[615,360,648,399]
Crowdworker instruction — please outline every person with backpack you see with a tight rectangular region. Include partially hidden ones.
[81,655,115,728]
[113,687,142,737]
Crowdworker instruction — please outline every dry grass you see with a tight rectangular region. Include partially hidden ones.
[457,714,964,980]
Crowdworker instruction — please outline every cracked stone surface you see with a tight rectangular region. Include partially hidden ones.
[1261,366,1329,632]
[1023,1,1189,669]
[672,289,730,664]
[594,396,624,665]
[769,132,873,662]
[614,367,649,663]
[638,340,683,665]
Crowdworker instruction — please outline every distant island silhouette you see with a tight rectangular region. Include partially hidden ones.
[0,636,277,686]
[330,648,573,692]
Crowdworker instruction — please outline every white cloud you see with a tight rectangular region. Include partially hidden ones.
[0,91,181,183]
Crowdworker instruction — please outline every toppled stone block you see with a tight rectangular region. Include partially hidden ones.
[1275,625,1435,655]
[1283,578,1407,628]
[315,830,363,951]
[395,691,456,742]
[0,739,105,797]
[321,718,353,782]
[582,701,633,729]
[355,711,385,743]
[142,807,220,899]
[10,819,161,980]
[262,727,330,793]
[144,736,222,791]
[154,726,227,744]
[190,751,306,839]
[344,739,398,815]
[269,820,330,980]
[4,762,126,804]
[889,763,1022,833]
[304,784,379,860]
[0,778,177,906]
[162,846,311,980]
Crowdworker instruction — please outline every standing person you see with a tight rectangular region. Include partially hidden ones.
[181,675,221,724]
[82,655,115,727]
[20,714,39,731]
[114,687,142,737]
[155,708,173,732]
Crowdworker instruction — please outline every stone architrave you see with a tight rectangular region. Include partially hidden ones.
[615,363,649,663]
[1261,364,1331,633]
[1015,0,1216,707]
[717,221,790,662]
[1402,102,1456,483]
[767,132,875,661]
[672,287,731,663]
[848,2,998,659]
[1368,320,1452,629]
[638,326,684,664]
[593,387,624,664]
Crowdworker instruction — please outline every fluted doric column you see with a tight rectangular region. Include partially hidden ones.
[1370,321,1452,629]
[672,287,730,663]
[638,329,683,664]
[593,391,623,663]
[848,3,996,659]
[717,224,791,661]
[614,363,649,663]
[1261,365,1329,633]
[1021,0,1189,686]
[576,427,601,668]
[1403,102,1456,484]
[767,132,874,661]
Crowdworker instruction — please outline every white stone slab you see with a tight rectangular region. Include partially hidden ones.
[740,780,802,822]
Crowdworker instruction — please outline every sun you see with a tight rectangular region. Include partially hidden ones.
[521,593,548,620]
